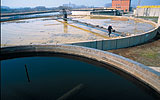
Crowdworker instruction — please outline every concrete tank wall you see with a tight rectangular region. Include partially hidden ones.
[1,45,160,94]
[69,16,159,51]
[70,29,158,50]
[70,29,156,50]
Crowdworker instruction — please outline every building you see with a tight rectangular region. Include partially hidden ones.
[90,8,122,16]
[134,5,160,17]
[112,0,131,12]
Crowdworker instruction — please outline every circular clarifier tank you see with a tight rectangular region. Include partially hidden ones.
[1,56,159,100]
[1,15,156,47]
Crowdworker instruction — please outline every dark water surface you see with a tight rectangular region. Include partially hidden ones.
[1,57,158,100]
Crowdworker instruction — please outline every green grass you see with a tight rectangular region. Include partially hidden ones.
[136,16,158,23]
[141,51,158,59]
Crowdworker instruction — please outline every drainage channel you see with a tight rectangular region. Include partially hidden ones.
[56,19,111,39]
[56,18,124,38]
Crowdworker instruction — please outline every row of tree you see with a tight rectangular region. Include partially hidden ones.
[1,5,93,14]
[1,6,60,13]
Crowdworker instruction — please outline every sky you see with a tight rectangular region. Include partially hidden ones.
[1,0,160,8]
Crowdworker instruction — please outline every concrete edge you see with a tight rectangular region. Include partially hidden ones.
[1,44,160,94]
[65,15,159,50]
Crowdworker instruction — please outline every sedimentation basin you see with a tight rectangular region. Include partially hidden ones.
[1,14,159,49]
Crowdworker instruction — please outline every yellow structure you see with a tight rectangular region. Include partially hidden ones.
[137,5,160,8]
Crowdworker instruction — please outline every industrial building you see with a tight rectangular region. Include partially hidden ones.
[112,0,131,12]
[134,5,160,17]
[90,8,121,16]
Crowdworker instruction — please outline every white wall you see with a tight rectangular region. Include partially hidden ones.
[134,8,160,17]
[158,15,160,26]
[71,11,91,15]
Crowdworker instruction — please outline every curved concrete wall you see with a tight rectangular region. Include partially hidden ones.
[1,45,160,94]
[69,15,159,50]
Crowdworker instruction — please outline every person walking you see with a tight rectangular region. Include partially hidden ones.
[62,9,67,21]
[108,24,113,37]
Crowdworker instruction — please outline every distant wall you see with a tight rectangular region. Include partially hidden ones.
[158,16,160,25]
[158,16,160,34]
[71,11,91,15]
[134,6,160,17]
[68,16,159,51]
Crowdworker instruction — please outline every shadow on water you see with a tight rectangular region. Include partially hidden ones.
[51,53,160,99]
[1,52,160,100]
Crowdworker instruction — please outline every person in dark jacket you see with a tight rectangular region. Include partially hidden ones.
[108,24,113,37]
[62,9,67,21]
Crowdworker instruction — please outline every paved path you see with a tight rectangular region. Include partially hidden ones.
[150,67,160,73]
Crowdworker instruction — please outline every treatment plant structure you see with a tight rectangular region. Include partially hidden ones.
[1,7,160,99]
